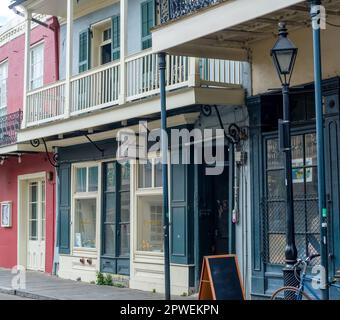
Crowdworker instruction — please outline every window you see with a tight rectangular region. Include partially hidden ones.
[137,157,163,253]
[73,164,99,250]
[0,61,8,117]
[263,133,320,265]
[30,43,44,90]
[138,158,162,189]
[141,0,155,50]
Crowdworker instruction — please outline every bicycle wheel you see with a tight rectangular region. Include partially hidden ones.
[271,286,313,300]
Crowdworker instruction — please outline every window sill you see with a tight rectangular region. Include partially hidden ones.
[73,248,97,258]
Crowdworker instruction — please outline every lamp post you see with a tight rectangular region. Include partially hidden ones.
[271,22,299,293]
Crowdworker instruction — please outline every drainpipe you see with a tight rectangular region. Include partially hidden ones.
[310,0,329,300]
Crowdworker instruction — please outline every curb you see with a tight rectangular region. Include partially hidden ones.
[0,286,58,300]
[0,286,15,296]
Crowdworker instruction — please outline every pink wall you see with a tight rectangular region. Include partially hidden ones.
[0,17,59,273]
[0,154,56,273]
[0,17,59,114]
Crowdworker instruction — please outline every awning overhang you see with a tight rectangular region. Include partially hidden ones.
[152,0,340,60]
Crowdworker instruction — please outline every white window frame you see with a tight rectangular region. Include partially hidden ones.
[71,162,101,256]
[90,18,112,67]
[135,153,168,257]
[0,60,8,117]
[30,42,44,90]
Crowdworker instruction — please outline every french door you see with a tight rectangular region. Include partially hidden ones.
[27,180,46,271]
[101,161,130,275]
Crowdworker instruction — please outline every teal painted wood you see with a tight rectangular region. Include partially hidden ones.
[112,15,120,61]
[58,163,71,254]
[170,148,194,265]
[247,95,266,294]
[78,28,91,73]
[324,111,340,279]
[141,0,155,50]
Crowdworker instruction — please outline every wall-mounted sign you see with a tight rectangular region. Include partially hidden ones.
[199,255,245,300]
[1,202,12,228]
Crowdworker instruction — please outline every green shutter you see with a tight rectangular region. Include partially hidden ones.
[112,15,120,61]
[170,148,195,265]
[79,28,91,73]
[58,164,71,254]
[141,0,155,50]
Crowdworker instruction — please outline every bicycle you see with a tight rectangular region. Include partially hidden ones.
[271,254,340,300]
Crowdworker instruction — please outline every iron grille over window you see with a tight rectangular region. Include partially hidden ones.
[262,133,321,265]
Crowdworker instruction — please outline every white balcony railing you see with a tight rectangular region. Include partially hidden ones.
[71,61,120,115]
[126,50,189,101]
[25,51,243,127]
[27,81,66,126]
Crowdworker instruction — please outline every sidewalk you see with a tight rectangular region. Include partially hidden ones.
[0,268,195,300]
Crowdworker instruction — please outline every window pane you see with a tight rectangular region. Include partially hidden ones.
[268,234,285,264]
[120,191,130,223]
[30,203,37,220]
[138,161,152,188]
[74,199,96,249]
[104,224,116,256]
[305,133,317,166]
[120,223,130,256]
[291,135,304,167]
[267,202,285,233]
[292,167,305,196]
[267,170,285,199]
[106,163,116,192]
[30,183,38,202]
[154,160,162,188]
[267,139,284,170]
[88,166,98,192]
[121,162,130,191]
[306,167,318,195]
[76,168,87,192]
[29,220,37,240]
[105,193,116,223]
[137,195,163,252]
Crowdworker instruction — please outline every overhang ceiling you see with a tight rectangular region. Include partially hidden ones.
[153,0,340,61]
[10,0,119,19]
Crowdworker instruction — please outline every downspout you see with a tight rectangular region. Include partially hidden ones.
[52,147,59,276]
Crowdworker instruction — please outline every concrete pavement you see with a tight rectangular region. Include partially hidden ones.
[0,268,195,300]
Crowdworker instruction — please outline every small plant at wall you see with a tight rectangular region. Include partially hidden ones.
[112,282,125,288]
[96,272,106,285]
[152,289,156,293]
[104,274,113,286]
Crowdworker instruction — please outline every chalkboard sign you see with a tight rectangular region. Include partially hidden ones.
[198,255,245,300]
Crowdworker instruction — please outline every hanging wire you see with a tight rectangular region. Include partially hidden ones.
[326,21,340,28]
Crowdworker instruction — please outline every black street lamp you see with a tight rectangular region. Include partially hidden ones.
[271,22,299,294]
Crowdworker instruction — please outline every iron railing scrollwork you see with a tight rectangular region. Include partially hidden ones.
[160,0,223,24]
[0,110,23,147]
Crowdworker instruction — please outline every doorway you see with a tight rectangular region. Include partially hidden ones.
[18,173,46,272]
[199,165,230,258]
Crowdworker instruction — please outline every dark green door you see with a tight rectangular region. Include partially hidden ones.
[101,161,130,275]
[325,114,340,279]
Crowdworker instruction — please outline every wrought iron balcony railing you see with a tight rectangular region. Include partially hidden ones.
[0,110,22,147]
[160,0,223,24]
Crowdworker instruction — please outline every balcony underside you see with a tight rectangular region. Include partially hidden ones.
[152,0,340,60]
[18,85,245,144]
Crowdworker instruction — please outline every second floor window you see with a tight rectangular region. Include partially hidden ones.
[0,61,8,117]
[30,43,44,90]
